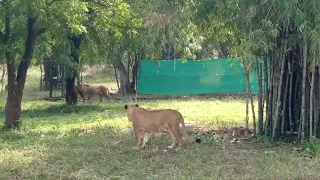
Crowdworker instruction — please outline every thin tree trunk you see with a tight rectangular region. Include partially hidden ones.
[61,66,65,98]
[39,64,43,91]
[271,54,285,140]
[244,65,256,134]
[49,57,53,98]
[300,35,308,140]
[246,82,249,130]
[310,68,315,139]
[127,52,132,87]
[314,69,320,137]
[281,70,289,133]
[271,42,279,138]
[113,64,120,89]
[265,53,273,136]
[263,56,269,134]
[272,26,287,140]
[256,57,263,134]
[288,61,293,134]
[131,52,140,92]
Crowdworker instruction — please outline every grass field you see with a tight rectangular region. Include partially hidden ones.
[0,66,320,179]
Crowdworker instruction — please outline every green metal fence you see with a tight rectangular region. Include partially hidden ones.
[137,59,258,95]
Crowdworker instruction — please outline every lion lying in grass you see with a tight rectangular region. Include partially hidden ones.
[75,84,111,103]
[124,104,189,150]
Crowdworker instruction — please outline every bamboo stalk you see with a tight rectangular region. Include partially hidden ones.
[300,34,308,140]
[244,64,257,134]
[256,57,263,134]
[310,68,315,139]
[288,61,293,134]
[246,81,249,130]
[266,52,274,136]
[281,70,289,133]
[314,69,320,137]
[263,56,269,135]
[272,26,287,140]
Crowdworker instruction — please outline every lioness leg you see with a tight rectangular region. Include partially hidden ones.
[172,126,183,150]
[99,94,103,102]
[133,130,142,150]
[141,133,150,149]
[167,129,177,149]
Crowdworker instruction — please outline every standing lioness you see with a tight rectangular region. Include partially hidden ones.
[75,84,111,103]
[124,104,189,150]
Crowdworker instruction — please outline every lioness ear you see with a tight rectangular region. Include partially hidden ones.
[124,105,128,109]
[135,104,139,107]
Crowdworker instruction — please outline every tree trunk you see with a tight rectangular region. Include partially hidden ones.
[5,16,45,129]
[39,64,43,91]
[65,35,82,104]
[61,66,65,98]
[310,68,315,139]
[265,53,273,136]
[314,69,320,137]
[114,57,131,95]
[281,70,289,134]
[256,57,263,134]
[271,27,287,140]
[113,64,120,89]
[218,43,229,58]
[245,83,249,130]
[244,65,256,134]
[131,52,140,92]
[49,56,53,98]
[300,34,308,140]
[288,61,294,134]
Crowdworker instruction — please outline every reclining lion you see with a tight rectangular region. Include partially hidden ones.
[124,104,189,150]
[75,84,111,103]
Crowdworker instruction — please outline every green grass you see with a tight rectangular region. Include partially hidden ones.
[0,66,320,179]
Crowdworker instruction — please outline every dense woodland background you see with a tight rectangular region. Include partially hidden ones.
[1,0,320,142]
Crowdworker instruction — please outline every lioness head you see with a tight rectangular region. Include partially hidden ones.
[124,104,139,121]
[124,104,139,109]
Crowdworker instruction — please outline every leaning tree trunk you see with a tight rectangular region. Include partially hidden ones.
[65,35,82,104]
[5,16,45,129]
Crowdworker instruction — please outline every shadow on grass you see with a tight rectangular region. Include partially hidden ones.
[22,103,124,118]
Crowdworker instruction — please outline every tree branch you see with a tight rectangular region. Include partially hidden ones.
[36,28,46,36]
[42,38,55,48]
